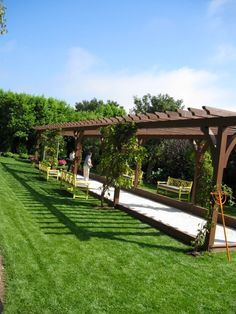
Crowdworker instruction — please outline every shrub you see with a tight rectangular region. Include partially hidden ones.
[19,153,29,159]
[196,151,213,208]
[2,152,14,158]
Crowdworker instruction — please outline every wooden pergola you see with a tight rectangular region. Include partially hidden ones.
[34,106,236,250]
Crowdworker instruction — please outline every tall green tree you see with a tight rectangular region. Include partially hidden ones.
[132,93,183,114]
[154,139,194,181]
[0,0,7,35]
[75,98,126,117]
[75,98,104,112]
[76,98,127,164]
[131,93,186,182]
[0,90,78,153]
[0,90,127,157]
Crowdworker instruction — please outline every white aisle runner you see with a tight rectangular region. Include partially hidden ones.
[80,176,236,247]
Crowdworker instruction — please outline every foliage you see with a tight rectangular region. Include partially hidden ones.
[2,152,14,158]
[39,129,64,167]
[0,90,127,155]
[131,93,184,114]
[76,98,104,112]
[215,184,235,207]
[97,122,146,206]
[0,89,79,153]
[153,139,194,181]
[223,147,236,199]
[142,138,194,183]
[76,98,127,163]
[195,150,214,208]
[19,153,29,159]
[192,184,235,251]
[82,137,101,168]
[75,98,126,117]
[0,0,7,35]
[131,93,185,182]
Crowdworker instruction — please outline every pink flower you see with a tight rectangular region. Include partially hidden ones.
[29,155,37,161]
[58,159,67,166]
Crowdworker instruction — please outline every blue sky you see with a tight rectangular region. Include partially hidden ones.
[1,0,236,112]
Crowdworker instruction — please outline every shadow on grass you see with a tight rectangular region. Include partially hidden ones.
[1,160,189,253]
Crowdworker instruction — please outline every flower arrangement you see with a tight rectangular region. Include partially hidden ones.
[29,155,38,162]
[58,159,67,166]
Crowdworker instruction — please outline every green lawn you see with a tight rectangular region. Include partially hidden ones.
[0,157,236,314]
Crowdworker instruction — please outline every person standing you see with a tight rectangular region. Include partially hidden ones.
[67,150,75,171]
[83,152,93,181]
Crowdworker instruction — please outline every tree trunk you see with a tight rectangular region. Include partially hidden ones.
[113,187,120,207]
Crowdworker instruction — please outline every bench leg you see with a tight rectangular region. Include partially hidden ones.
[85,187,89,200]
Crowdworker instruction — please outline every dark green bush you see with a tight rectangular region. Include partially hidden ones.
[19,153,29,159]
[2,152,14,158]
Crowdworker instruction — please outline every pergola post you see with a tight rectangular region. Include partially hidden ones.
[73,131,84,175]
[212,128,228,187]
[203,127,228,250]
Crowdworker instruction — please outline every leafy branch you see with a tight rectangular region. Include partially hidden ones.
[192,184,235,252]
[97,122,146,207]
[0,0,7,35]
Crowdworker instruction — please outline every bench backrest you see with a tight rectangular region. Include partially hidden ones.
[60,169,67,181]
[167,176,193,188]
[124,170,143,182]
[39,162,50,172]
[60,170,77,185]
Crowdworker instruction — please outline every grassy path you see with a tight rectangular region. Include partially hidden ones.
[0,157,236,313]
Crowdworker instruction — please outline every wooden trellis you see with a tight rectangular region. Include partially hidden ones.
[34,106,236,250]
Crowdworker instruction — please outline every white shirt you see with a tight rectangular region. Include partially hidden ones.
[69,152,75,161]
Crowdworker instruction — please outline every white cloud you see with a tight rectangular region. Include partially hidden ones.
[59,47,236,112]
[213,43,236,63]
[208,0,232,15]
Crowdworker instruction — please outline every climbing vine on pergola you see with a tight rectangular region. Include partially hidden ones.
[98,122,146,206]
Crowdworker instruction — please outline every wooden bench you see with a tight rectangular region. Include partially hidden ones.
[39,162,60,181]
[60,170,90,199]
[157,176,193,201]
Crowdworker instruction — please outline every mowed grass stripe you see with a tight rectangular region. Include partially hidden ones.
[0,157,236,314]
